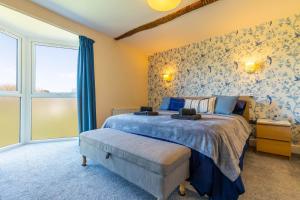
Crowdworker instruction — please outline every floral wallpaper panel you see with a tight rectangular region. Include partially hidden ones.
[148,13,300,144]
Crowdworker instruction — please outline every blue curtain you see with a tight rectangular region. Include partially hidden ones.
[77,35,97,133]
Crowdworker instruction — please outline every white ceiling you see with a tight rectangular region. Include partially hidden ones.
[0,4,78,45]
[30,0,198,37]
[30,0,300,55]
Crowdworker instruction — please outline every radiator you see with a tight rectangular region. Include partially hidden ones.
[112,108,139,116]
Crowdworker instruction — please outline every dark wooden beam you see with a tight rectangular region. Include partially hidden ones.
[115,0,218,40]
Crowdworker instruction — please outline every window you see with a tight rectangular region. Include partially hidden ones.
[31,98,78,140]
[0,31,20,147]
[34,44,78,94]
[0,20,79,148]
[0,97,20,147]
[0,32,18,92]
[32,43,78,140]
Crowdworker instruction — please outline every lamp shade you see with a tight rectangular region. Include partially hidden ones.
[147,0,181,12]
[163,74,172,82]
[244,61,258,73]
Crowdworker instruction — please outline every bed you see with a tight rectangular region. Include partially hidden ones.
[103,96,252,200]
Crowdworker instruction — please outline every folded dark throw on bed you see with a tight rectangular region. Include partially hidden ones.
[171,114,201,120]
[134,111,159,116]
[140,106,153,112]
[179,108,196,115]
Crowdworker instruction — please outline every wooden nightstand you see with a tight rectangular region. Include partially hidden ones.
[256,119,291,158]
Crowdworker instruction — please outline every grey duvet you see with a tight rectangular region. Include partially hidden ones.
[102,112,251,181]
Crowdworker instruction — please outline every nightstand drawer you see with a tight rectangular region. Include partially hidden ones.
[256,138,291,157]
[256,124,291,142]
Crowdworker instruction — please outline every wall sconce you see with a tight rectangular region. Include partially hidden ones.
[244,61,260,74]
[163,73,172,82]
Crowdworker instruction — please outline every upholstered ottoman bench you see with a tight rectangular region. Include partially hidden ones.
[80,128,191,200]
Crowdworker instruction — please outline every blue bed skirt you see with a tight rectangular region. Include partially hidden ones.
[189,140,248,200]
[102,127,249,200]
[129,133,249,200]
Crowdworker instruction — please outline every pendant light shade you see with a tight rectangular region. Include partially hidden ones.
[147,0,182,12]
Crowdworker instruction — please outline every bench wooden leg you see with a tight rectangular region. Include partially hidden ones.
[178,183,186,196]
[82,155,87,167]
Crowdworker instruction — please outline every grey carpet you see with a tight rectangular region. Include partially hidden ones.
[0,141,204,200]
[240,148,300,200]
[0,141,299,200]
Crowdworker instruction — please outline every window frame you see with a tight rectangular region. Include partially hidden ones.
[0,27,23,148]
[0,28,22,97]
[31,41,78,98]
[0,23,79,149]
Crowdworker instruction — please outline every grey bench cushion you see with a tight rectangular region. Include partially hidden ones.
[80,128,191,176]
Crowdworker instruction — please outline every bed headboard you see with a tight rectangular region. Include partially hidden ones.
[238,96,253,122]
[183,96,253,122]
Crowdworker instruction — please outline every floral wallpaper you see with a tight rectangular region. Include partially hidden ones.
[148,13,300,144]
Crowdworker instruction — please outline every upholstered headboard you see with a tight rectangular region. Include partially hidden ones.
[183,96,253,122]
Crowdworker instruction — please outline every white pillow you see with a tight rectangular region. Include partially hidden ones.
[184,99,192,109]
[184,98,216,113]
[198,98,209,113]
[190,99,200,111]
[207,97,216,114]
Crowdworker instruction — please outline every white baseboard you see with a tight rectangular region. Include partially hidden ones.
[28,137,78,144]
[249,137,300,155]
[0,143,23,153]
[0,137,78,153]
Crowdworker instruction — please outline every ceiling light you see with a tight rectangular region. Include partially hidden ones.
[147,0,182,12]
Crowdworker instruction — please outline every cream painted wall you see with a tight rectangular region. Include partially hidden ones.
[0,0,148,126]
[124,0,300,54]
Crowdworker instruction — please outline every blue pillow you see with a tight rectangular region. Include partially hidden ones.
[233,100,247,115]
[160,97,170,110]
[214,96,238,115]
[169,97,185,111]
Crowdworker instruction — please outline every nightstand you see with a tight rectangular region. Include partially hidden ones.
[256,119,291,158]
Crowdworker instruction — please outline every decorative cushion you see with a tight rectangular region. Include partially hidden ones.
[190,99,200,111]
[169,97,185,111]
[207,97,216,114]
[160,97,170,110]
[214,96,238,115]
[197,97,216,113]
[198,98,209,113]
[184,99,200,111]
[233,100,247,115]
[184,99,192,109]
